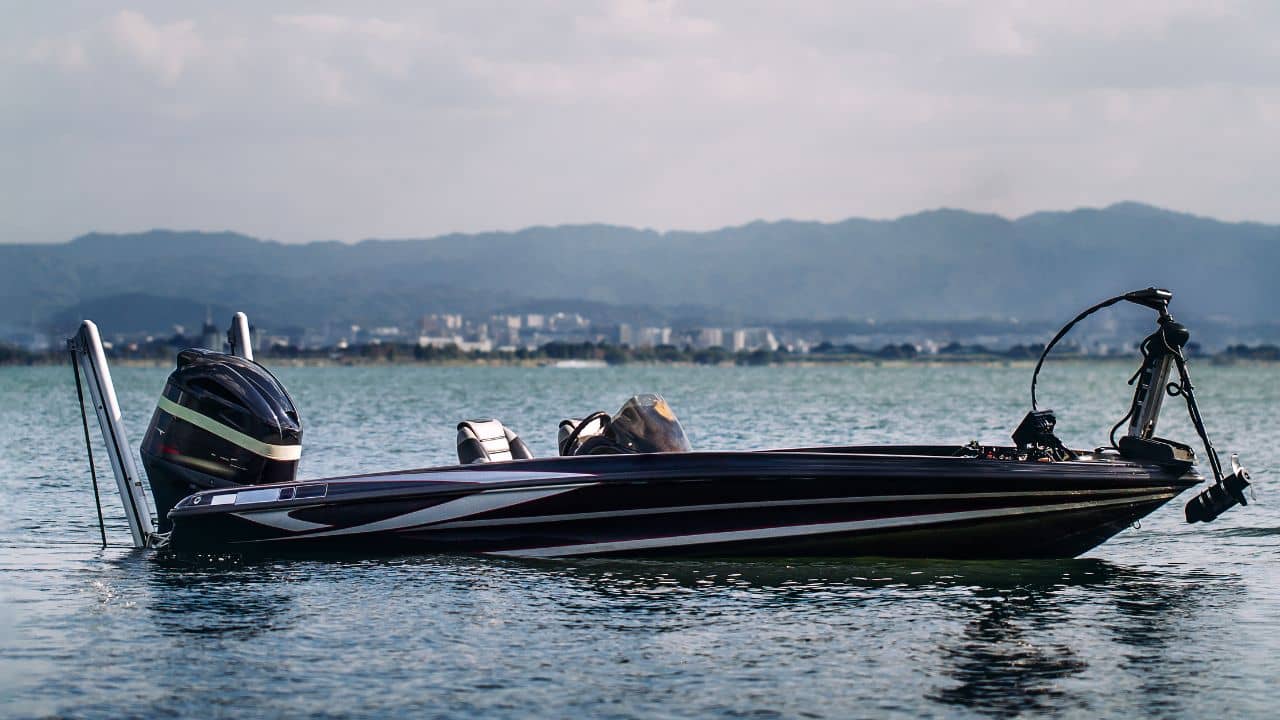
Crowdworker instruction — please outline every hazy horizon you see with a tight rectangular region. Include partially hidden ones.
[6,199,1273,247]
[4,2,1280,244]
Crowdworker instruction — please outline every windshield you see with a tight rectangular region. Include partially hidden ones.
[608,394,692,453]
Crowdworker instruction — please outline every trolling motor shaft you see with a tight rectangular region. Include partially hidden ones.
[1126,317,1188,440]
[1116,313,1196,465]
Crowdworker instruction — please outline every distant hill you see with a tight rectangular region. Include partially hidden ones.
[2,202,1278,334]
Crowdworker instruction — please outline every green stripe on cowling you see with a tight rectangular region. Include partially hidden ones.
[156,396,302,461]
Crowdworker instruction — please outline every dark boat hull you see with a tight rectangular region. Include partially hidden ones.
[163,447,1200,559]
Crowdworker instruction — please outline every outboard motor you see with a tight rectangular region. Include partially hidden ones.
[141,349,302,531]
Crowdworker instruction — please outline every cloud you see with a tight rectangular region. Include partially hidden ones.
[274,14,412,41]
[268,13,449,103]
[574,0,719,39]
[107,10,203,85]
[2,1,1279,245]
[24,34,89,71]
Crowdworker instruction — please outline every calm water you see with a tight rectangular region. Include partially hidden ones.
[1,362,1277,718]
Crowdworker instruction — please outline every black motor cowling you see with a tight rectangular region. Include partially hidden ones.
[141,348,302,531]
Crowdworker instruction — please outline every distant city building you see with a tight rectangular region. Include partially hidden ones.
[491,314,522,332]
[1,331,52,352]
[730,328,779,352]
[633,327,672,348]
[200,321,221,352]
[265,334,293,351]
[693,328,724,349]
[548,312,589,332]
[417,335,493,353]
[485,315,521,347]
[421,313,463,333]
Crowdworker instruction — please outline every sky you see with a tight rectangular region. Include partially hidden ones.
[2,0,1279,244]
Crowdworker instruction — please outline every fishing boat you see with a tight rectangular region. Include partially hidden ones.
[68,291,1251,560]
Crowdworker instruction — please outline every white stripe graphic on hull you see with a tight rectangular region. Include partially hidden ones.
[431,486,1174,530]
[488,491,1177,558]
[275,484,596,540]
[234,509,331,532]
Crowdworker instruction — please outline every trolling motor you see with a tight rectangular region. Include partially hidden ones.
[1023,288,1251,523]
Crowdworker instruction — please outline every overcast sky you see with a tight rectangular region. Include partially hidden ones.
[3,1,1278,243]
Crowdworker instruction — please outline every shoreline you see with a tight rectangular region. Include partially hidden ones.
[3,355,1276,369]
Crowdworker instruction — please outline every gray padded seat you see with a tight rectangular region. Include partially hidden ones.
[457,419,533,464]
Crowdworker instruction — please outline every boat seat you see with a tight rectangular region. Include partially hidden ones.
[456,419,533,464]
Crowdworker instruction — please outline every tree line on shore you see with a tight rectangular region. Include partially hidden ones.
[4,339,1280,367]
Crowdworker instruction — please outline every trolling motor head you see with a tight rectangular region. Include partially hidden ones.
[1121,287,1173,313]
[141,348,302,531]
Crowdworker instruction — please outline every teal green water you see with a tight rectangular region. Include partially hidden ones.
[2,363,1277,718]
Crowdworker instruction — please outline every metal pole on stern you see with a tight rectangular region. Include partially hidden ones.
[68,320,155,548]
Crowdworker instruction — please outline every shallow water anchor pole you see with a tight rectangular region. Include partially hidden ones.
[227,311,254,361]
[69,320,155,548]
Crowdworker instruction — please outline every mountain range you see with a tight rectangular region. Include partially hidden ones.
[2,202,1278,335]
